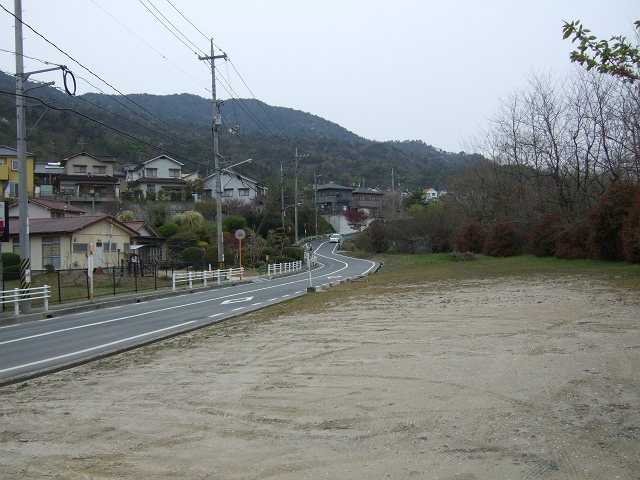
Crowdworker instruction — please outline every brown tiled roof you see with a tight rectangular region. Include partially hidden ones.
[9,197,86,215]
[27,215,139,236]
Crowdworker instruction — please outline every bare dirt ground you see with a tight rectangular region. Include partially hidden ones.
[1,275,639,479]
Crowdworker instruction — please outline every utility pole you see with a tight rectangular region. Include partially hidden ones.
[293,148,308,245]
[314,170,323,235]
[15,0,31,313]
[199,40,227,269]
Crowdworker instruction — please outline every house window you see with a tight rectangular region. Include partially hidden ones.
[222,188,234,197]
[96,186,107,196]
[238,188,250,197]
[60,185,75,195]
[169,169,180,178]
[93,166,106,175]
[104,242,117,252]
[145,168,158,177]
[12,241,20,255]
[11,160,19,171]
[5,182,18,197]
[73,165,87,174]
[42,236,61,269]
[73,243,88,253]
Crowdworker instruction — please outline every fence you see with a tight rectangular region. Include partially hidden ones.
[1,264,171,308]
[267,260,303,276]
[0,285,51,315]
[172,268,244,291]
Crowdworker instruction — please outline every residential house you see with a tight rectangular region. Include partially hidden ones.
[34,161,64,197]
[126,154,186,200]
[55,152,120,200]
[0,145,35,199]
[201,168,268,207]
[421,187,439,202]
[316,183,354,212]
[352,187,384,216]
[122,220,164,264]
[3,215,140,270]
[8,197,85,223]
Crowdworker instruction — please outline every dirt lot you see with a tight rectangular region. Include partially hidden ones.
[1,275,639,479]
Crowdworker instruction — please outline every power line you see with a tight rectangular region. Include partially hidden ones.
[137,0,205,58]
[88,0,211,95]
[164,0,213,45]
[0,88,211,168]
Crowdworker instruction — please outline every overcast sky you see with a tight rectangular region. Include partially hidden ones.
[1,0,638,153]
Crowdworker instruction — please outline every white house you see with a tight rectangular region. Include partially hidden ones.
[201,169,267,207]
[421,187,439,202]
[127,154,186,199]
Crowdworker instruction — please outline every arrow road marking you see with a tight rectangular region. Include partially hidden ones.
[221,296,254,305]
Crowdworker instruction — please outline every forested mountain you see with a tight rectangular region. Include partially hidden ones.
[0,71,480,191]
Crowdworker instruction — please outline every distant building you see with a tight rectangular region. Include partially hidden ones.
[126,154,186,199]
[0,145,35,199]
[55,152,120,200]
[201,169,268,207]
[352,187,384,216]
[9,197,85,221]
[316,183,354,212]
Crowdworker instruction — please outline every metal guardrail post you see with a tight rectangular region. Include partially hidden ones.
[13,288,19,315]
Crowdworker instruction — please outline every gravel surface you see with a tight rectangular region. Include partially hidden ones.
[1,275,639,479]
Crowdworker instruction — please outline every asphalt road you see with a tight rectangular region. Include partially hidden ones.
[0,241,378,386]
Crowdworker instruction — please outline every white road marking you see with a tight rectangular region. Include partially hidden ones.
[0,321,196,374]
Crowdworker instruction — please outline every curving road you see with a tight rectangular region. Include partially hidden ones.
[0,241,378,386]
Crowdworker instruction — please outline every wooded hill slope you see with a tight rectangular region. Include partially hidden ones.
[0,71,481,190]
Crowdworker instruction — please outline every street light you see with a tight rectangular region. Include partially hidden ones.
[281,203,301,232]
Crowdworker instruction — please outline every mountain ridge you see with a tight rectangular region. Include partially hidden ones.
[0,71,480,190]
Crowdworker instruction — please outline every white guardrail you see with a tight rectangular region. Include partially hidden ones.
[267,260,303,276]
[0,286,51,315]
[172,267,244,292]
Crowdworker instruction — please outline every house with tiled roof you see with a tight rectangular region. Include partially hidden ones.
[122,220,164,264]
[126,154,186,200]
[2,215,140,270]
[8,197,85,221]
[55,152,120,200]
[201,168,268,207]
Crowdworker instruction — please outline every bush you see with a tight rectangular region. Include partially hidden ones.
[166,231,200,257]
[482,219,525,257]
[157,222,180,238]
[555,220,591,259]
[181,247,206,269]
[44,264,56,273]
[530,214,563,257]
[456,221,487,254]
[1,252,20,267]
[3,264,20,280]
[282,246,304,261]
[448,251,478,261]
[354,219,389,253]
[588,181,640,261]
[621,192,640,263]
[223,215,248,232]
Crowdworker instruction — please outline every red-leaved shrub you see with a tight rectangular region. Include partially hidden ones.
[588,181,640,261]
[482,219,525,257]
[621,192,640,263]
[555,220,590,259]
[455,221,487,253]
[530,214,563,257]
